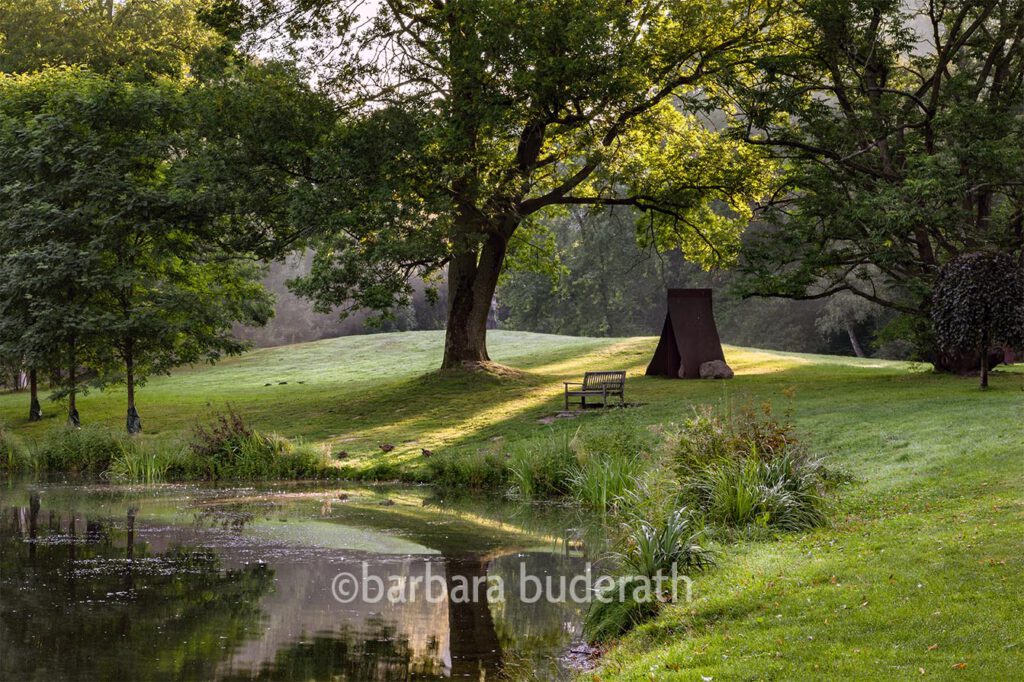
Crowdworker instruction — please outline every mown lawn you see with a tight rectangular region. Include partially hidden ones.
[1,330,1022,678]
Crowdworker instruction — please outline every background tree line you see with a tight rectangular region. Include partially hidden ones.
[0,0,278,430]
[1,0,1022,427]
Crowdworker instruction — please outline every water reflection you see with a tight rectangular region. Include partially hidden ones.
[0,483,605,681]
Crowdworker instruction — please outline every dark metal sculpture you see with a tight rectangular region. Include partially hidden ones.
[645,289,726,379]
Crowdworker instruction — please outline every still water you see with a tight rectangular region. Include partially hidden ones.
[0,481,609,681]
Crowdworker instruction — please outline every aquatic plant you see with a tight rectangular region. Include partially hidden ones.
[106,441,177,484]
[616,508,714,578]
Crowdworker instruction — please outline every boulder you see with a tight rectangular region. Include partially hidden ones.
[699,360,734,379]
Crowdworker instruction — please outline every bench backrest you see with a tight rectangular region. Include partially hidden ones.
[583,371,626,390]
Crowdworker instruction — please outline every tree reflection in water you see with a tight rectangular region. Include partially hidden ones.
[0,494,274,681]
[1,486,600,681]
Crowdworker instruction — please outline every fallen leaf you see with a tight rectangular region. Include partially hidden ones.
[952,662,968,670]
[927,644,938,651]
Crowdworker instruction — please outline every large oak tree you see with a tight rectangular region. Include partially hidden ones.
[247,0,785,369]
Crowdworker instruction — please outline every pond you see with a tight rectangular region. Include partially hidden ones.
[0,480,610,681]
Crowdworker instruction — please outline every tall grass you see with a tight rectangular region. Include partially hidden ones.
[565,416,654,510]
[506,430,576,499]
[182,410,330,480]
[0,427,31,472]
[32,425,129,475]
[672,405,831,533]
[106,441,176,484]
[566,453,644,511]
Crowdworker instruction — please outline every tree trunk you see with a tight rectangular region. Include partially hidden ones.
[442,234,507,369]
[28,368,42,421]
[67,346,80,427]
[125,344,141,434]
[979,330,990,389]
[845,323,866,358]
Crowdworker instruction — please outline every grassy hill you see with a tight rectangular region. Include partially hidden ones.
[2,330,1023,677]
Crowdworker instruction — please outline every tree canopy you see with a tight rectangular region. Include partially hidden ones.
[245,0,787,368]
[728,0,1024,365]
[0,67,272,429]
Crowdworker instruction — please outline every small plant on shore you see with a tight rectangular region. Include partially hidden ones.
[107,441,177,484]
[33,425,129,475]
[0,427,29,471]
[616,508,714,577]
[585,509,713,643]
[426,446,510,489]
[567,453,644,511]
[184,409,329,480]
[672,404,830,532]
[566,416,656,511]
[506,430,576,499]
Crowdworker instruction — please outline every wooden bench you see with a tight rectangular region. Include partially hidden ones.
[564,371,626,410]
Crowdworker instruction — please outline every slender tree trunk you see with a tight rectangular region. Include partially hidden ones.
[442,234,507,369]
[125,342,141,434]
[980,330,990,389]
[67,345,79,427]
[845,323,866,358]
[28,368,42,421]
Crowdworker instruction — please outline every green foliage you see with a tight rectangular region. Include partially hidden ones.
[567,454,646,512]
[616,508,715,578]
[585,509,714,643]
[506,431,577,499]
[0,426,27,471]
[730,0,1024,363]
[183,409,329,480]
[671,406,829,532]
[0,0,228,80]
[426,445,512,490]
[32,426,130,475]
[107,441,178,484]
[583,577,661,644]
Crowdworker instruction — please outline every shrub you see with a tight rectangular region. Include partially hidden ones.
[184,410,329,480]
[670,404,830,532]
[32,425,128,475]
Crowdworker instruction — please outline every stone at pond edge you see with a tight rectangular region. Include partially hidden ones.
[699,359,734,379]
